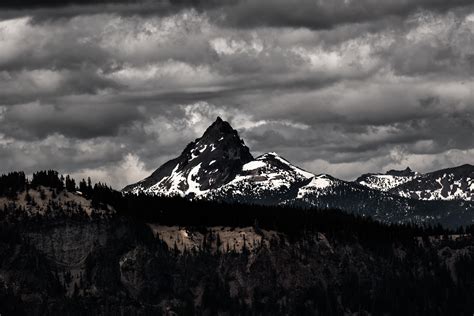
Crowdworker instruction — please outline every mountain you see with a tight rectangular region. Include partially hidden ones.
[123,117,253,197]
[124,118,342,205]
[356,167,419,191]
[123,118,474,227]
[389,164,474,201]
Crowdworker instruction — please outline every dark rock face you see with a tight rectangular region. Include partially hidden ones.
[123,117,253,196]
[386,166,416,177]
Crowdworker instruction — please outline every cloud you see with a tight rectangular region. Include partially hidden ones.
[0,4,472,187]
[301,148,474,180]
[0,99,143,139]
[70,153,151,189]
[2,0,473,32]
[223,0,474,30]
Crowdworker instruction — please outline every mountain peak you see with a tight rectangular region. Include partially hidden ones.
[198,117,240,144]
[253,152,314,179]
[123,118,253,196]
[386,166,416,177]
[208,116,231,131]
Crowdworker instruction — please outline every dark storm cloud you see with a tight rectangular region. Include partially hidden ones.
[0,100,144,140]
[0,135,129,178]
[243,113,473,162]
[217,0,474,30]
[0,0,134,8]
[2,0,473,31]
[0,0,218,9]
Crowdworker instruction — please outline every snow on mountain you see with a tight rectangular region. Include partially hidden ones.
[291,174,379,210]
[205,152,315,204]
[356,167,419,191]
[122,118,474,227]
[389,164,474,201]
[296,175,338,199]
[122,117,253,197]
[122,117,319,203]
[356,165,474,201]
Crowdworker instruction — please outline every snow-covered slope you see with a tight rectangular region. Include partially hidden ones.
[356,167,419,191]
[202,150,405,216]
[296,175,341,199]
[356,165,474,201]
[389,164,473,201]
[205,152,314,204]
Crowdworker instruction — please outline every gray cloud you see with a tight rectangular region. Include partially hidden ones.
[1,100,143,139]
[0,1,472,187]
[215,0,474,30]
[2,0,473,31]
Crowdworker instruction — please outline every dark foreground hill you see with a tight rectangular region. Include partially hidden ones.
[1,171,474,315]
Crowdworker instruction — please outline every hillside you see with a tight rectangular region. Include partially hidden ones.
[1,172,474,314]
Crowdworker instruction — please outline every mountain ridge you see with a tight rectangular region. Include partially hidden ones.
[389,163,473,201]
[122,117,473,227]
[124,117,472,202]
[356,166,420,192]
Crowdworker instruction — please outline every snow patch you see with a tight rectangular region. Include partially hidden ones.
[185,163,208,196]
[297,175,333,199]
[243,160,266,171]
[358,174,418,191]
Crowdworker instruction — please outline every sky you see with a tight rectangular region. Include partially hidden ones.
[0,0,473,188]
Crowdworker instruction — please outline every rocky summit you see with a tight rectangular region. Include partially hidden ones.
[123,117,253,197]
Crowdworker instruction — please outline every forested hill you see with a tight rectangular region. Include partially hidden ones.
[1,170,474,314]
[1,170,472,238]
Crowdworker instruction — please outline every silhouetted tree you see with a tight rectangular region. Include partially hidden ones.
[65,175,76,192]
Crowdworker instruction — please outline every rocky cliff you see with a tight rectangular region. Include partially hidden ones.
[1,215,474,315]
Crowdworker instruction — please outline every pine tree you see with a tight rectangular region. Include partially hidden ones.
[65,175,76,192]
